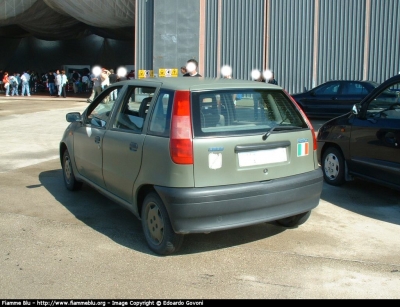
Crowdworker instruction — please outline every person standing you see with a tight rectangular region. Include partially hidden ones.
[0,69,3,92]
[100,68,111,90]
[2,72,10,96]
[127,69,135,79]
[183,59,202,77]
[268,71,278,85]
[108,69,118,100]
[180,66,187,76]
[20,71,31,96]
[71,70,80,93]
[81,73,89,93]
[55,70,62,97]
[87,69,102,103]
[16,73,22,95]
[47,70,56,96]
[60,70,68,98]
[9,73,19,96]
[29,71,38,93]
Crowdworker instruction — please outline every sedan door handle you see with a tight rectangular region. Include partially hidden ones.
[130,142,138,151]
[94,136,101,144]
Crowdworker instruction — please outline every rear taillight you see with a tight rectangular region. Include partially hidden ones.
[286,90,318,151]
[170,90,193,164]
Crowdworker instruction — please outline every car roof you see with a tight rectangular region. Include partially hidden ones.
[115,77,283,91]
[316,80,378,85]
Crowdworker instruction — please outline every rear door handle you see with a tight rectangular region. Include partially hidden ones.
[130,142,138,151]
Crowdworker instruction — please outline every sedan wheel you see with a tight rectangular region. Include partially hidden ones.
[141,192,184,256]
[62,149,82,191]
[322,147,345,186]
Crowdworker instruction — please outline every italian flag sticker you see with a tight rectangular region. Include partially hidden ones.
[297,142,309,157]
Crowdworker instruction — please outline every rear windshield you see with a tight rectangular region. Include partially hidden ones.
[191,89,308,136]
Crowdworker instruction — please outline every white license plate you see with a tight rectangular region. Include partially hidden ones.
[238,147,287,167]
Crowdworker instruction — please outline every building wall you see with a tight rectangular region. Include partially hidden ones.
[135,0,400,94]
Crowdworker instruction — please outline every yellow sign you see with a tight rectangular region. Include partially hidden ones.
[158,68,178,78]
[138,70,153,79]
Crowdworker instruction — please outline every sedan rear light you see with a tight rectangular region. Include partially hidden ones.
[170,90,194,164]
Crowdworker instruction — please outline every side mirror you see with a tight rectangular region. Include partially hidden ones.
[66,112,82,122]
[351,103,360,115]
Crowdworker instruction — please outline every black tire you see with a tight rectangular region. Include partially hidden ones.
[321,147,345,186]
[141,192,184,256]
[62,149,83,191]
[276,211,311,228]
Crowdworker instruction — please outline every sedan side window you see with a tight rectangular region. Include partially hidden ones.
[314,83,340,95]
[86,86,122,127]
[342,82,368,95]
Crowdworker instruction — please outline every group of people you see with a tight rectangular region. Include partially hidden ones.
[86,67,122,103]
[1,67,120,99]
[1,70,39,97]
[179,59,278,84]
[2,62,278,99]
[41,69,69,98]
[1,69,75,98]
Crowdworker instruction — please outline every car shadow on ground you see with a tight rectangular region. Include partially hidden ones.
[320,178,400,226]
[39,169,286,256]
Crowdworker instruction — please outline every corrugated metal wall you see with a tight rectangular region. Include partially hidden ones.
[135,0,154,73]
[211,0,399,94]
[204,0,219,78]
[268,0,315,94]
[367,0,400,81]
[204,0,265,80]
[136,0,400,93]
[317,0,366,86]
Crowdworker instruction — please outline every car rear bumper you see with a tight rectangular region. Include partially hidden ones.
[154,168,323,234]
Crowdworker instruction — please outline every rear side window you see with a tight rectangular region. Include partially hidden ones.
[148,89,174,137]
[341,82,369,95]
[192,89,307,136]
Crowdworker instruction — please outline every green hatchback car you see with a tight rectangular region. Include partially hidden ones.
[60,77,323,255]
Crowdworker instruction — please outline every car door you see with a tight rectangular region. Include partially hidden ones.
[303,81,341,117]
[336,81,371,116]
[101,85,157,202]
[73,88,119,188]
[348,81,400,187]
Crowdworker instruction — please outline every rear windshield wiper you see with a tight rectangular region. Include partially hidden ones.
[262,125,301,141]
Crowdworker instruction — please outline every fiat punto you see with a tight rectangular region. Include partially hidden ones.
[60,77,323,255]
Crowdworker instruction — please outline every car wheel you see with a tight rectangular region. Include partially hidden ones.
[276,211,311,228]
[322,147,345,186]
[141,192,184,256]
[62,149,83,191]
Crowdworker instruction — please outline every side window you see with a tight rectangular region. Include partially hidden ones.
[148,90,173,136]
[113,86,156,132]
[315,83,340,95]
[86,86,122,127]
[342,82,368,95]
[367,82,400,119]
